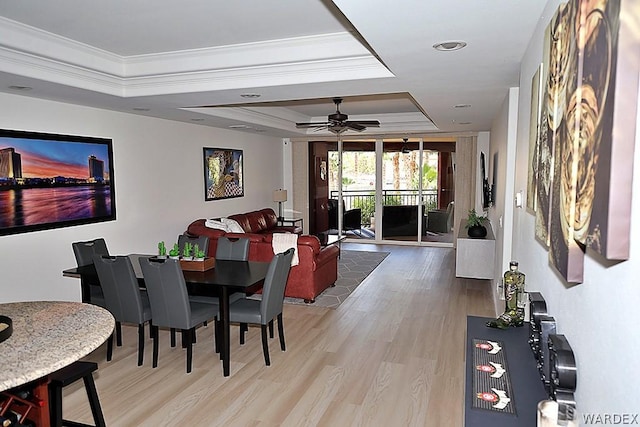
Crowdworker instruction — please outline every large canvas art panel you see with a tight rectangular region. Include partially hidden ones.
[537,0,638,283]
[527,63,544,213]
[548,0,585,283]
[535,4,568,249]
[577,0,639,260]
[203,148,244,201]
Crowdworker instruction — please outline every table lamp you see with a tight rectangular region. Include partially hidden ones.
[273,189,287,221]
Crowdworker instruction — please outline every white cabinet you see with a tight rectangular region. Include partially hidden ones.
[455,220,495,279]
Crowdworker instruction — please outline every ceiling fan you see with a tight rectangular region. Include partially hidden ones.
[295,97,380,134]
[402,137,411,153]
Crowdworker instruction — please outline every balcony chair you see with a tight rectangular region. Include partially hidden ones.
[327,199,362,234]
[427,201,455,234]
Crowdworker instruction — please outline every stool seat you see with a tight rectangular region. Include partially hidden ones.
[49,361,106,427]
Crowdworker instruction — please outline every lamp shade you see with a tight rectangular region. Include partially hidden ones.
[273,189,287,202]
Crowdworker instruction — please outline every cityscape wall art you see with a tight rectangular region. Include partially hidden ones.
[0,128,116,236]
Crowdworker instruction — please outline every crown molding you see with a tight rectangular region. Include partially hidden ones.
[124,56,392,96]
[183,107,434,135]
[0,18,392,97]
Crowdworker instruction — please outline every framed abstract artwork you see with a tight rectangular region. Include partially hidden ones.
[203,147,243,201]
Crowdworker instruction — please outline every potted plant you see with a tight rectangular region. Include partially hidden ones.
[465,209,488,238]
[194,244,206,261]
[157,241,167,259]
[169,243,180,259]
[182,242,193,260]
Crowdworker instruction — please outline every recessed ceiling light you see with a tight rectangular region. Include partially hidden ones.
[458,122,472,125]
[132,107,150,111]
[454,104,472,109]
[240,93,261,99]
[433,41,467,51]
[8,85,32,91]
[229,124,252,129]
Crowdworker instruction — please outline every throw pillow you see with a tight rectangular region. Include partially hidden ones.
[221,217,245,233]
[205,219,230,232]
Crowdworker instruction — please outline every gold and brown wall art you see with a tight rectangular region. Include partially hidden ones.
[527,0,639,283]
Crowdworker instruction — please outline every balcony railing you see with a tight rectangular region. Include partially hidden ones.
[329,189,439,227]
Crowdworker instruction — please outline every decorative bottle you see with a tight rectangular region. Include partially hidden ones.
[486,261,526,329]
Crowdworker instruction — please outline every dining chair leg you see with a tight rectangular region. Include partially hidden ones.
[152,325,159,368]
[268,320,274,339]
[137,323,145,366]
[261,324,270,366]
[239,323,248,345]
[186,328,194,373]
[106,333,114,362]
[214,319,223,359]
[116,321,122,346]
[170,328,176,347]
[181,330,188,348]
[277,313,286,351]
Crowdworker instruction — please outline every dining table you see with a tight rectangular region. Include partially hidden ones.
[0,301,114,425]
[63,254,270,377]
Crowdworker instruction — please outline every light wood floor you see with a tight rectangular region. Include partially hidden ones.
[63,243,495,426]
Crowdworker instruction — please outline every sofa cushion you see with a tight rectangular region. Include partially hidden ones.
[221,217,244,233]
[205,219,230,232]
[229,210,266,233]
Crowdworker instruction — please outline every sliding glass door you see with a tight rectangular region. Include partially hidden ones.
[309,137,455,245]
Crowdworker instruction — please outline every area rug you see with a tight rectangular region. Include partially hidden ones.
[287,249,389,308]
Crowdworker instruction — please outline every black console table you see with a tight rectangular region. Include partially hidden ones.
[465,316,547,426]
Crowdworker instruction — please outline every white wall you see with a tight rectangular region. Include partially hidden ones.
[0,92,283,303]
[511,0,640,415]
[488,89,520,314]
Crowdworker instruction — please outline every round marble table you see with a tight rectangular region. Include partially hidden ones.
[0,301,115,392]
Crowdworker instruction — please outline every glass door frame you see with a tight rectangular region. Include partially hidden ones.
[311,135,454,247]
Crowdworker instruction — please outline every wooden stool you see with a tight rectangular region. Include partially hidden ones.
[48,361,106,427]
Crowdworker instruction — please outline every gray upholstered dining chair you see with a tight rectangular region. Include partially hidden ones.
[72,238,122,345]
[92,255,153,366]
[190,236,249,310]
[228,248,294,366]
[215,236,249,261]
[138,257,219,373]
[178,234,209,257]
[72,238,109,306]
[214,236,250,305]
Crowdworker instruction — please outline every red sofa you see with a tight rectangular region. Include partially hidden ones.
[186,208,339,303]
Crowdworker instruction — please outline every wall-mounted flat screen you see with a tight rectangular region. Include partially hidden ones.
[0,129,115,236]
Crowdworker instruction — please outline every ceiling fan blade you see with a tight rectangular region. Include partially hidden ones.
[348,120,380,127]
[296,122,330,128]
[345,122,366,131]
